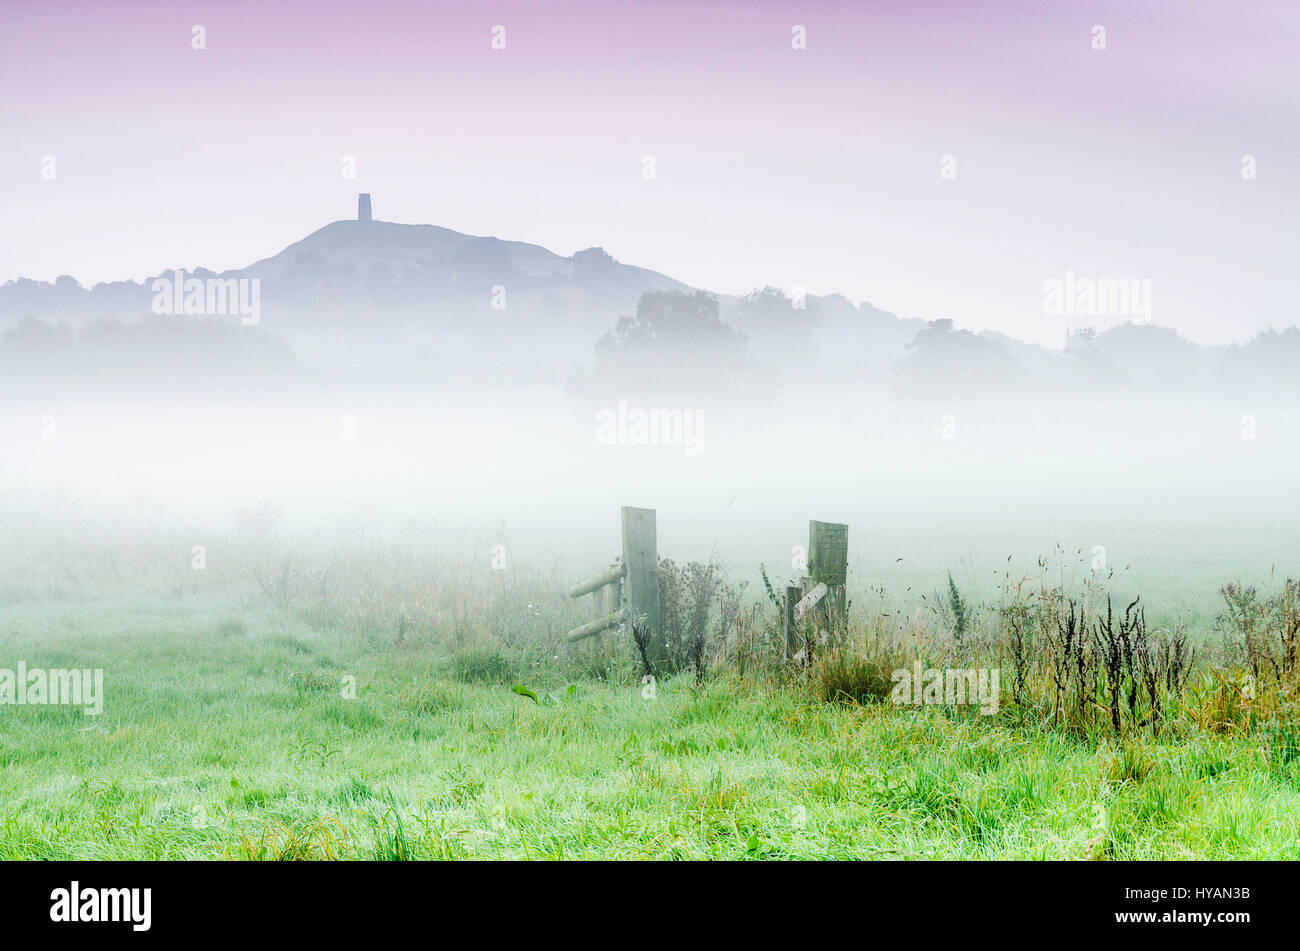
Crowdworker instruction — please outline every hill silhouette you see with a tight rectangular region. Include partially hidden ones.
[2,209,1299,411]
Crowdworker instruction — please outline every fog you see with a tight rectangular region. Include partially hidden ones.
[5,220,1299,620]
[6,377,1298,619]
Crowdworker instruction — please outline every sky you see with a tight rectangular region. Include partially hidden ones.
[1,0,1297,346]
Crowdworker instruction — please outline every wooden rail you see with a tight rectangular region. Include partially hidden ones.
[792,582,827,620]
[567,607,628,642]
[568,563,626,600]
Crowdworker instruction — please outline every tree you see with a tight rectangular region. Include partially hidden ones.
[570,289,773,417]
[728,285,821,367]
[893,318,1034,403]
[595,290,743,367]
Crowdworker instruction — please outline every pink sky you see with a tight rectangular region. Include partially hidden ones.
[2,0,1297,345]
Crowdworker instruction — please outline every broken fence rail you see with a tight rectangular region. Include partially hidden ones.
[792,582,828,621]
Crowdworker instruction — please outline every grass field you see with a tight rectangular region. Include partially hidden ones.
[2,586,1299,860]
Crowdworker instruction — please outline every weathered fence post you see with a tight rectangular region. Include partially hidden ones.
[784,584,801,662]
[621,506,662,669]
[808,520,848,627]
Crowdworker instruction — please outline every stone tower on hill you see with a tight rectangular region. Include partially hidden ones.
[358,193,372,222]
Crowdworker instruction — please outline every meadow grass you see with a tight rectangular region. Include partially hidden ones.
[1,594,1298,860]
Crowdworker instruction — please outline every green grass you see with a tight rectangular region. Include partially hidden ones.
[2,596,1298,860]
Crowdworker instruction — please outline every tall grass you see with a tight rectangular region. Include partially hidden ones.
[1,517,1299,860]
[1,515,1295,742]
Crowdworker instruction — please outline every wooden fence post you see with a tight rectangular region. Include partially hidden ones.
[784,584,801,663]
[808,520,848,627]
[621,506,662,669]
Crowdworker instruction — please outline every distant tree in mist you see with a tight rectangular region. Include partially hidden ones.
[595,290,742,364]
[1088,323,1208,390]
[2,315,75,352]
[1220,327,1300,397]
[728,285,821,367]
[568,289,775,417]
[893,318,1035,403]
[0,276,93,319]
[0,315,317,400]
